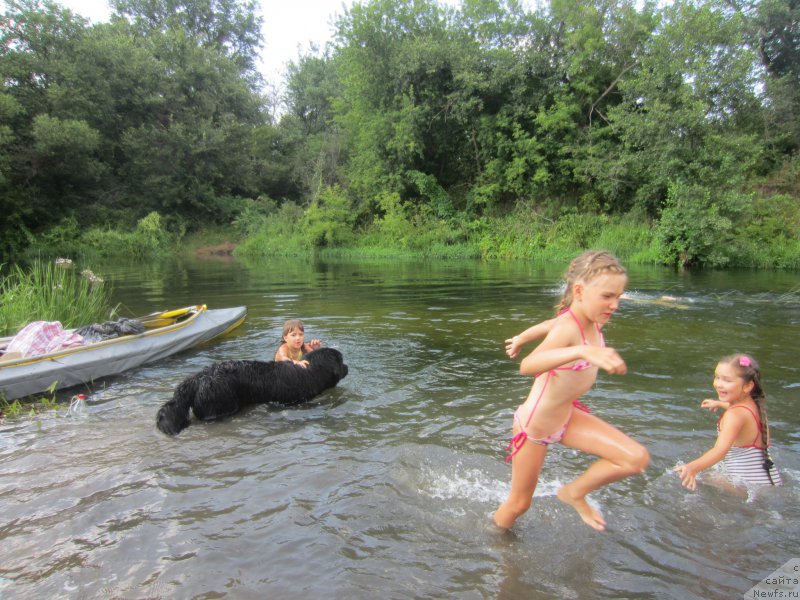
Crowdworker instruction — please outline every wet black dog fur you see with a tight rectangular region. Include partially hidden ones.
[156,348,348,435]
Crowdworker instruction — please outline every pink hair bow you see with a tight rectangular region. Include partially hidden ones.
[739,356,751,367]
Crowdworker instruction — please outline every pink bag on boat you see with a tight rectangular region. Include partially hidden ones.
[6,321,85,357]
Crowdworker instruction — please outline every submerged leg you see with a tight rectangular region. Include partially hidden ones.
[494,429,548,530]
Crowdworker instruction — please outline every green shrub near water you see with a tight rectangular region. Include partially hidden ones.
[24,212,176,261]
[235,197,663,263]
[235,201,308,257]
[24,191,798,268]
[0,259,113,337]
[655,183,800,268]
[303,185,357,248]
[82,212,174,259]
[473,207,660,264]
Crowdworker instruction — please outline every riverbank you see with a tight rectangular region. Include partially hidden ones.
[233,204,799,269]
[14,199,800,270]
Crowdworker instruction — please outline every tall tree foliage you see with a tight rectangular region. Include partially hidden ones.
[725,0,800,157]
[597,0,765,214]
[1,0,277,258]
[1,0,97,256]
[282,49,344,200]
[110,0,263,76]
[2,0,797,264]
[333,0,476,214]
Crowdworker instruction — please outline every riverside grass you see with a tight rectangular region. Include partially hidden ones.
[235,211,665,265]
[0,259,113,337]
[233,204,798,268]
[18,198,800,268]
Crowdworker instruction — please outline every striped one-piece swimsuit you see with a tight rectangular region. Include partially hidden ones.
[719,405,782,486]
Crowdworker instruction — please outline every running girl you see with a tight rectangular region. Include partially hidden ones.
[674,354,782,489]
[275,319,321,367]
[494,251,649,532]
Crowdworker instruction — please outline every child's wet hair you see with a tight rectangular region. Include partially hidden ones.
[556,250,627,313]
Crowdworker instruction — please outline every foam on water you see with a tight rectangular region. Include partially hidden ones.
[417,461,564,506]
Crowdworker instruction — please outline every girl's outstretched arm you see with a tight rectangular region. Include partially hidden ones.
[505,318,556,358]
[518,320,626,376]
[673,410,746,490]
[701,399,730,412]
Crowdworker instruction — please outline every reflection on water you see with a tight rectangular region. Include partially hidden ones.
[1,256,798,599]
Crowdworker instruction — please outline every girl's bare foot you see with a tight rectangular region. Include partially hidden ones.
[557,486,606,531]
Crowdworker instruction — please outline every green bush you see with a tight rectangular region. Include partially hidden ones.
[303,185,355,248]
[655,182,735,268]
[232,196,278,237]
[734,194,800,268]
[27,216,83,258]
[594,216,659,264]
[82,212,172,258]
[373,191,414,247]
[235,202,308,257]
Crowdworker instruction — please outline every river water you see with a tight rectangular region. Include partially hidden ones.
[1,255,798,599]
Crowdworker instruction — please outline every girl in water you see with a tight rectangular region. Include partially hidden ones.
[674,354,782,489]
[495,251,649,532]
[275,319,321,368]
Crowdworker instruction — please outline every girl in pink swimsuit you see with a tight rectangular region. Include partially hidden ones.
[494,251,650,532]
[674,354,782,489]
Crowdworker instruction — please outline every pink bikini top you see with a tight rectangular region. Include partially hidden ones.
[717,404,764,449]
[556,307,604,372]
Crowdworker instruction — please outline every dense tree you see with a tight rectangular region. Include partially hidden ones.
[110,0,263,76]
[1,0,280,257]
[595,0,765,214]
[725,0,800,156]
[1,0,94,256]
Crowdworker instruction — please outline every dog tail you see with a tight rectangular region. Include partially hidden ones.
[156,376,198,435]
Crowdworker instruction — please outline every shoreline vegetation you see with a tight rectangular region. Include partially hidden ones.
[20,198,800,270]
[0,259,113,338]
[0,259,112,415]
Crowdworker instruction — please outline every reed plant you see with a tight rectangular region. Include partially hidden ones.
[0,259,113,337]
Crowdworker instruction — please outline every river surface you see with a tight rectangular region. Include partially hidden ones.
[1,255,798,599]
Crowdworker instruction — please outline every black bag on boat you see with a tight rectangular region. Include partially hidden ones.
[76,318,146,343]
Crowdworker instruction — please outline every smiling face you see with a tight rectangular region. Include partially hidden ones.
[574,272,627,325]
[713,362,754,404]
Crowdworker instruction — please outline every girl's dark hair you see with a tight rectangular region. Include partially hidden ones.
[556,250,627,314]
[719,353,777,484]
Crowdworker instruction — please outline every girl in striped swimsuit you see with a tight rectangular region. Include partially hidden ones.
[674,354,782,489]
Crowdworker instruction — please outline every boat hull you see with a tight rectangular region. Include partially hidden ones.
[0,306,247,400]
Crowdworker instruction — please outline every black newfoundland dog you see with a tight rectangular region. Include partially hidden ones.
[156,347,348,435]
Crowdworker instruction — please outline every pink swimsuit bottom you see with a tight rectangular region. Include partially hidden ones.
[504,308,601,463]
[507,400,590,458]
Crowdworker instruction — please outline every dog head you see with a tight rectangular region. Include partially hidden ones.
[303,347,348,385]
